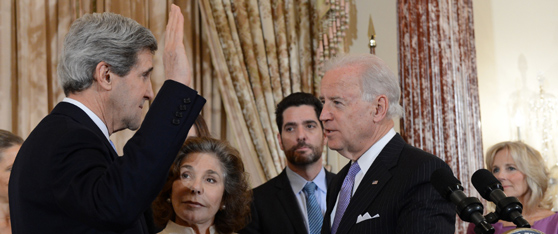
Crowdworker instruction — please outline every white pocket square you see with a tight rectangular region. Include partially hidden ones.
[356,212,379,224]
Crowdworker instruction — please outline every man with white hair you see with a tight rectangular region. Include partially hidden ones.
[319,54,455,234]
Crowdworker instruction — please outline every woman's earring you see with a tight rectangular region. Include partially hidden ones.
[166,198,171,204]
[221,205,226,210]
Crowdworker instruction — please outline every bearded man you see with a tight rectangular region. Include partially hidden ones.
[240,92,335,234]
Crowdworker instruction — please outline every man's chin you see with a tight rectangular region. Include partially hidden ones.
[126,121,141,131]
[291,155,321,165]
[291,160,316,166]
[326,141,343,151]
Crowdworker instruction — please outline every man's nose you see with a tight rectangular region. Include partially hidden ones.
[319,106,331,122]
[145,81,154,101]
[296,127,307,141]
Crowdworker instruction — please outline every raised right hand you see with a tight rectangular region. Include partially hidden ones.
[163,4,191,87]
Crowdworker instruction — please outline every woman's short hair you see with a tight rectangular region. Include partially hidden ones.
[485,141,552,210]
[58,12,157,95]
[152,137,251,233]
[0,129,23,160]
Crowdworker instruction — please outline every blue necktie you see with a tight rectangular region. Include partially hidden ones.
[331,162,361,234]
[303,182,322,234]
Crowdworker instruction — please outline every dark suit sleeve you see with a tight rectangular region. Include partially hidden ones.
[395,158,456,234]
[238,200,262,234]
[49,80,205,231]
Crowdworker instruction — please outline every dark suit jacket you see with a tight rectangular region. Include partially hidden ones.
[321,134,455,234]
[9,80,205,234]
[240,168,336,234]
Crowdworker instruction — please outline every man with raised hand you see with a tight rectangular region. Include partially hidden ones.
[9,5,205,234]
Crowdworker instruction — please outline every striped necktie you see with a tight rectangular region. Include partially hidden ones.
[331,161,361,234]
[303,182,322,234]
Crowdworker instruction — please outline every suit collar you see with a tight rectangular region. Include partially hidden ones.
[62,97,111,142]
[51,102,118,159]
[356,129,396,178]
[326,133,404,204]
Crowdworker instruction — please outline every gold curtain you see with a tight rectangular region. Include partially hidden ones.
[200,0,349,183]
[397,0,483,233]
[1,0,348,187]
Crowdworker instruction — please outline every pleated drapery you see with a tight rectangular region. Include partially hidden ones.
[1,0,349,187]
[397,0,483,233]
[200,0,348,181]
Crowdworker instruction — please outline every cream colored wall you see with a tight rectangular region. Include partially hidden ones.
[347,1,398,75]
[327,0,397,172]
[474,0,558,166]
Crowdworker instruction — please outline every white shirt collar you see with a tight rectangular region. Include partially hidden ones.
[62,97,110,142]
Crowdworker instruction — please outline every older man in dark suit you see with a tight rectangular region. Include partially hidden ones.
[319,54,455,234]
[240,92,335,234]
[9,5,205,234]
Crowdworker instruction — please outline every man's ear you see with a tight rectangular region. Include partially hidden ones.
[94,61,112,91]
[372,95,389,123]
[277,132,284,151]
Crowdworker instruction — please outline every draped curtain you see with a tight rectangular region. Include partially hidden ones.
[199,0,349,183]
[397,0,483,233]
[0,0,348,187]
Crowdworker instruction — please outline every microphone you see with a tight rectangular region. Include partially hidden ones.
[431,168,494,234]
[471,169,530,228]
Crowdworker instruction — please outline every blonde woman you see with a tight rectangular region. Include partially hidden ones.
[467,141,558,234]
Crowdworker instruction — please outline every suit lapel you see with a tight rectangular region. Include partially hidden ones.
[274,170,307,234]
[335,134,406,234]
[52,102,118,160]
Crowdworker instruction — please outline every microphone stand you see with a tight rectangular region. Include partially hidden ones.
[454,196,493,234]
